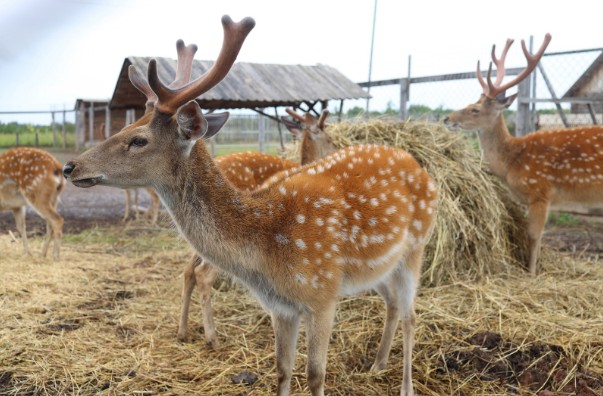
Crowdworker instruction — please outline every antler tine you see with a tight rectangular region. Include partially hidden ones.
[149,15,256,114]
[491,39,514,87]
[128,65,158,113]
[286,108,306,123]
[476,60,489,95]
[484,33,552,99]
[170,39,198,89]
[317,109,329,129]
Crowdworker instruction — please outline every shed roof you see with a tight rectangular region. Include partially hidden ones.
[563,51,603,98]
[109,57,369,111]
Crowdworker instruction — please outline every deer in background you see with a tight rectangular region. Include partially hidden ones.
[444,33,603,275]
[63,15,438,396]
[0,147,64,260]
[178,108,337,347]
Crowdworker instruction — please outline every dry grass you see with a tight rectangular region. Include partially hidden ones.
[1,224,601,396]
[285,118,530,286]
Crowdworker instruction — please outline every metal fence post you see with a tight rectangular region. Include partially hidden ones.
[516,79,532,136]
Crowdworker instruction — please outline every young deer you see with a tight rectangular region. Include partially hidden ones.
[444,34,603,275]
[178,108,336,346]
[1,147,64,260]
[63,15,437,396]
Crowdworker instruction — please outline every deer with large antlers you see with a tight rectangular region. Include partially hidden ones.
[444,34,603,275]
[178,108,336,346]
[1,147,64,260]
[126,36,303,347]
[63,15,437,396]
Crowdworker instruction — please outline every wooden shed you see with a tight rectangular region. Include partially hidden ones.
[109,57,370,119]
[563,52,603,115]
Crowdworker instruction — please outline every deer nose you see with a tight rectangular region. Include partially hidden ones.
[63,161,76,178]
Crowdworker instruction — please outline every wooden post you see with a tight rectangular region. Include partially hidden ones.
[51,111,57,147]
[88,102,95,146]
[105,106,111,139]
[516,79,531,137]
[399,55,411,120]
[62,109,67,149]
[274,106,284,152]
[258,109,265,153]
[399,78,409,120]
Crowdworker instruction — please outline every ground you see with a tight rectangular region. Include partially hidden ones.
[0,150,602,395]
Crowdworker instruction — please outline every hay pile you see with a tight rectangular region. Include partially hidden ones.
[286,118,530,286]
[1,227,601,395]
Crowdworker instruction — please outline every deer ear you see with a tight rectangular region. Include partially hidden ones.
[497,93,518,109]
[281,116,302,139]
[203,112,230,140]
[176,100,208,141]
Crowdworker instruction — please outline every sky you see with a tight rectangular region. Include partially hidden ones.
[0,0,601,124]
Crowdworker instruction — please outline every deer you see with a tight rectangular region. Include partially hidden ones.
[444,33,603,275]
[178,108,336,347]
[1,147,64,260]
[63,15,438,396]
[124,36,304,346]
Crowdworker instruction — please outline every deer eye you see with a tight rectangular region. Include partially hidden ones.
[130,137,148,148]
[470,108,480,114]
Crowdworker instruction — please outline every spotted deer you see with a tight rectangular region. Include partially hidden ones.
[125,37,303,346]
[444,33,603,275]
[63,15,437,396]
[178,108,337,347]
[1,147,64,260]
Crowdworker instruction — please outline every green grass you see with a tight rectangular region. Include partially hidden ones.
[548,212,581,226]
[0,131,76,148]
[63,225,187,255]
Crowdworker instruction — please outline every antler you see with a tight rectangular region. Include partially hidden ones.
[129,40,199,113]
[129,66,158,113]
[286,108,306,123]
[317,110,329,129]
[149,15,256,114]
[477,33,552,99]
[170,39,198,88]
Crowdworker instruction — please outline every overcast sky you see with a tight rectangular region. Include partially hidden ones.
[0,0,601,123]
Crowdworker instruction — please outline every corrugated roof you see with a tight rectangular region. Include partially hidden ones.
[109,57,369,110]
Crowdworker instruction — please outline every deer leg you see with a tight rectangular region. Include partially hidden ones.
[399,251,422,396]
[123,190,131,221]
[145,188,160,225]
[194,259,221,348]
[371,268,403,371]
[37,205,63,260]
[527,200,549,275]
[178,254,199,341]
[272,312,301,396]
[12,207,30,256]
[304,302,337,396]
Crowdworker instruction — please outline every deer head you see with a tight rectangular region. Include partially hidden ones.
[281,108,336,165]
[63,15,255,189]
[445,33,551,131]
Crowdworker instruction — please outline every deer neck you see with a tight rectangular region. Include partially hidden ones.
[476,114,517,179]
[153,142,267,274]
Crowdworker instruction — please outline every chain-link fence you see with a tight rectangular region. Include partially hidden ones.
[1,45,601,152]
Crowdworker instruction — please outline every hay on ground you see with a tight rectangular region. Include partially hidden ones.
[0,227,601,395]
